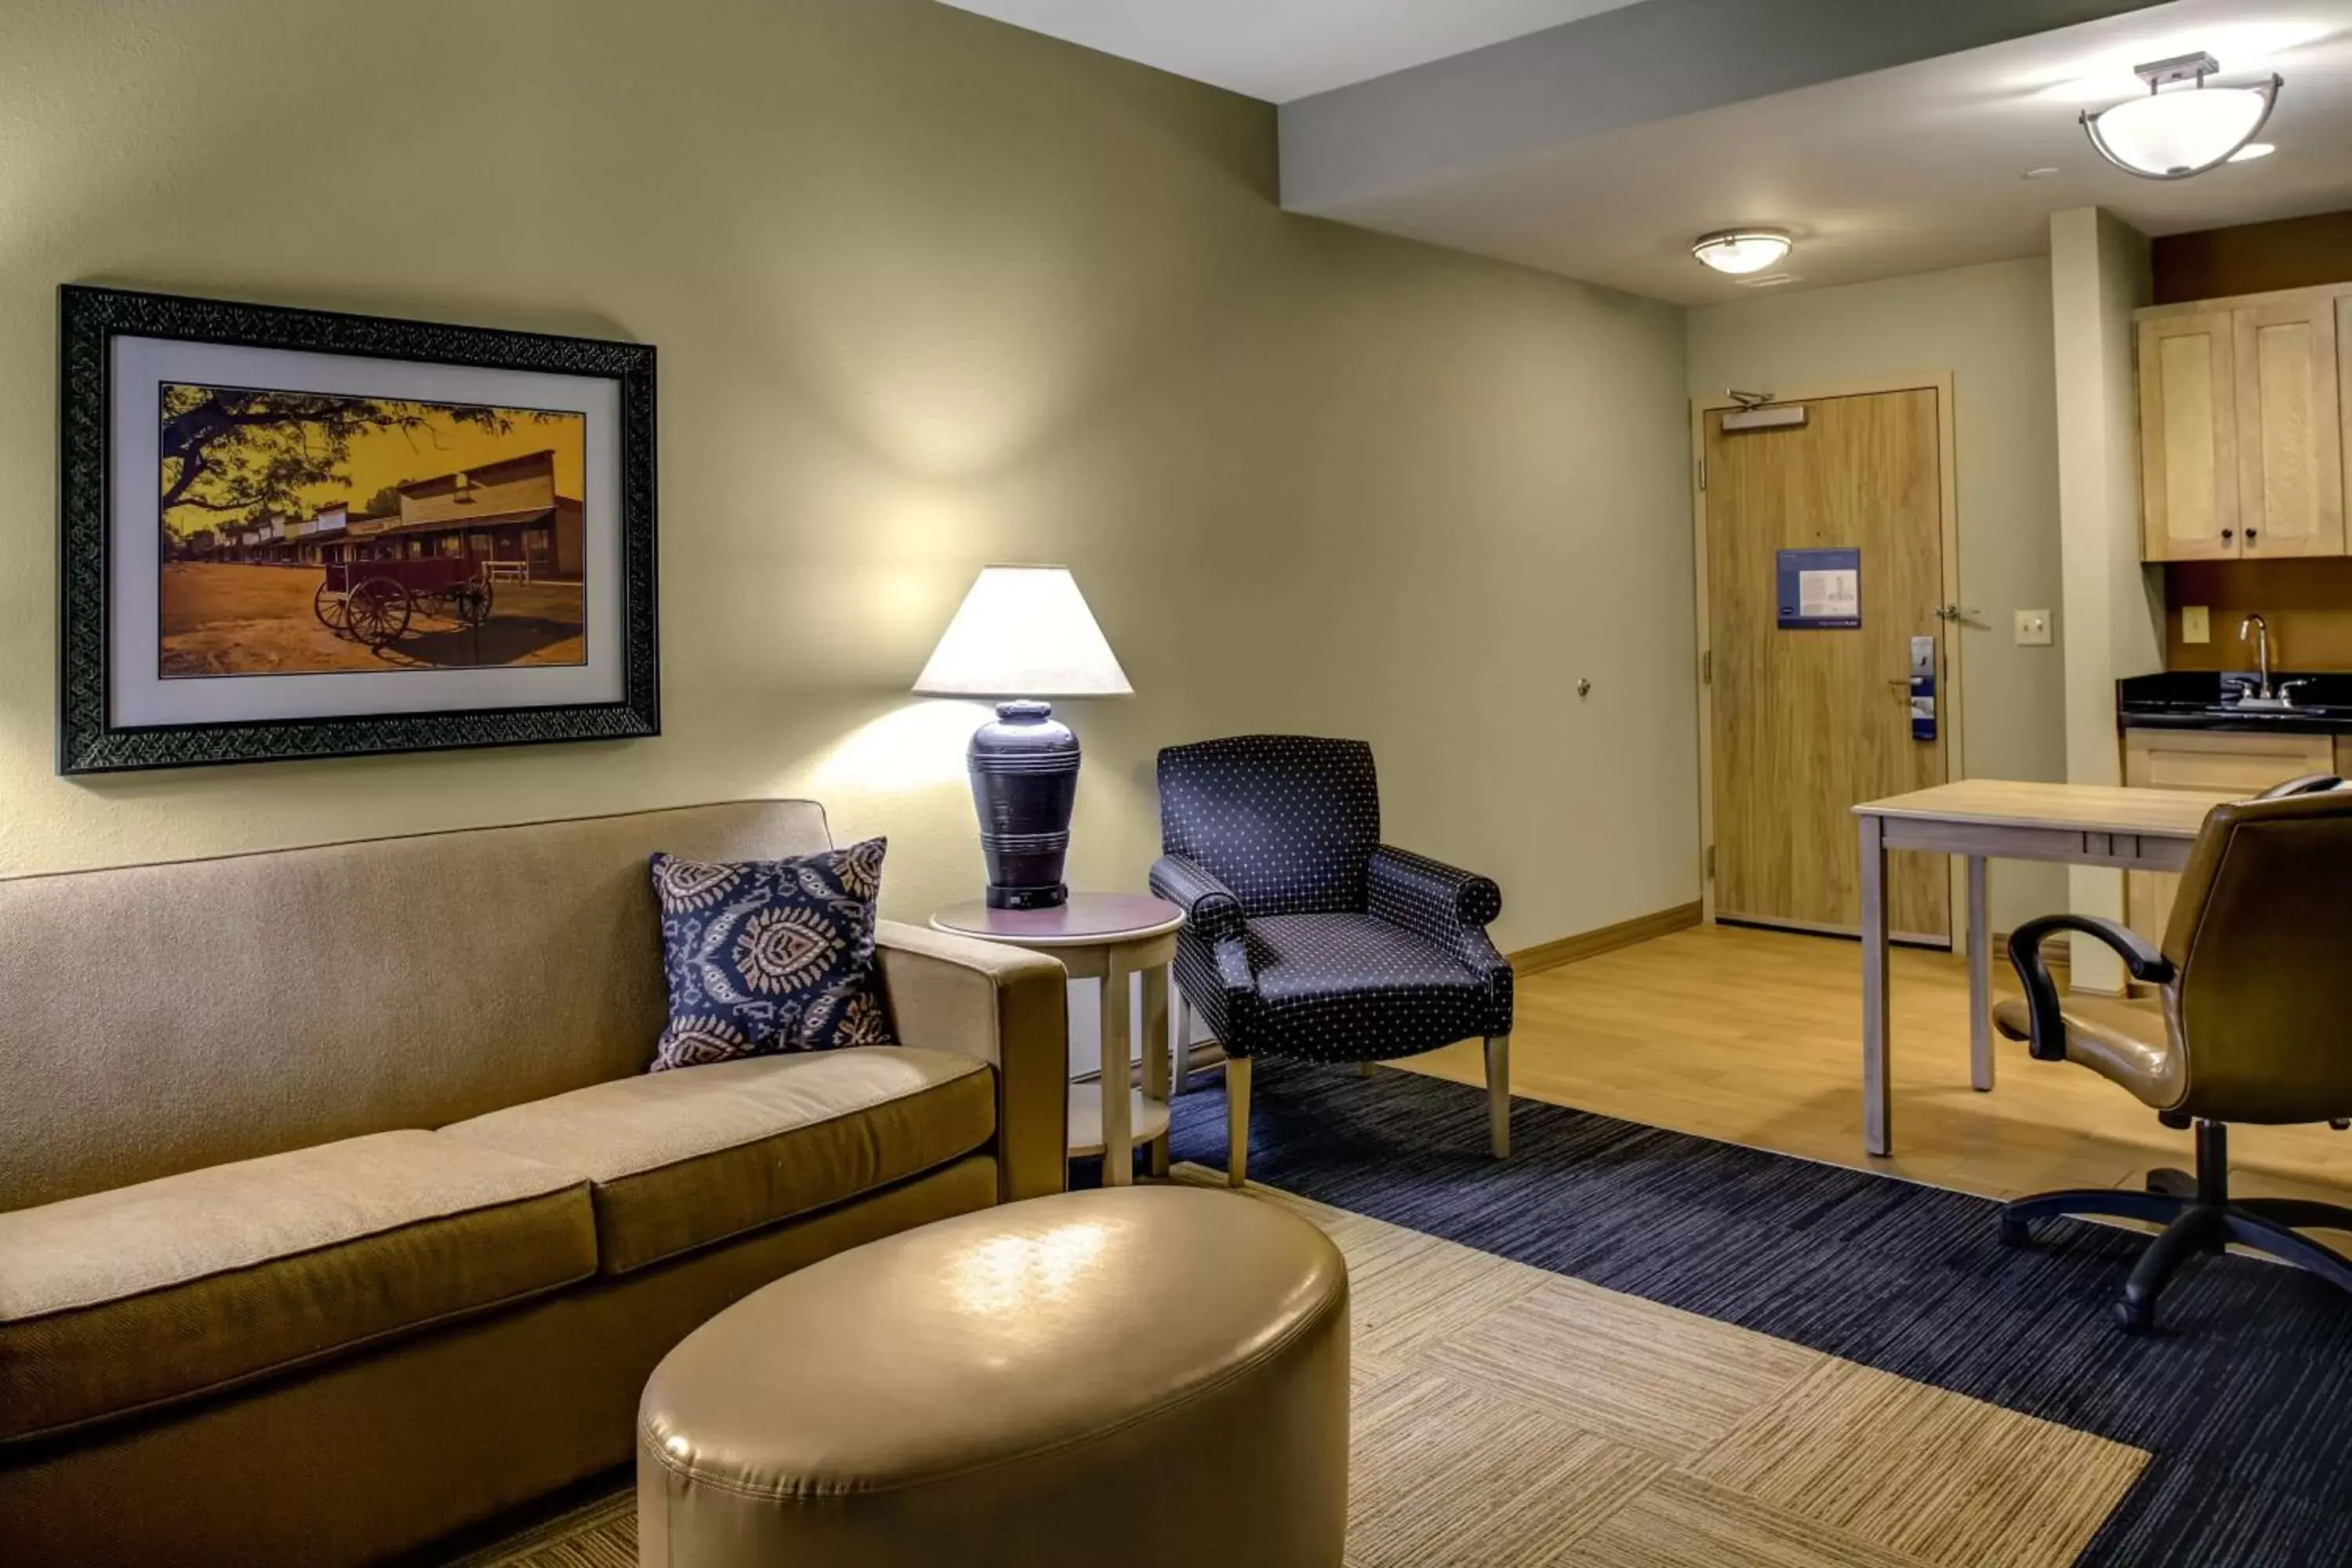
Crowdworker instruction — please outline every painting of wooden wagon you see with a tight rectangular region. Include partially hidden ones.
[314,557,495,648]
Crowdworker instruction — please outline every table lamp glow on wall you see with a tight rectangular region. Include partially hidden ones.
[914,565,1133,910]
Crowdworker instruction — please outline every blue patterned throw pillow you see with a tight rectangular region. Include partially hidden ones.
[648,838,895,1072]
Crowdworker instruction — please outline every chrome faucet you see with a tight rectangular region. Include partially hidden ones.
[2240,613,2275,702]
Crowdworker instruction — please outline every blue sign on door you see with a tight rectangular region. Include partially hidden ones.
[1776,548,1861,630]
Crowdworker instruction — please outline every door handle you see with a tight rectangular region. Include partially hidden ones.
[1933,604,1979,624]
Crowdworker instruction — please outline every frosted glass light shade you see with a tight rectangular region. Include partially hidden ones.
[913,566,1134,699]
[1691,230,1792,274]
[2085,79,2278,178]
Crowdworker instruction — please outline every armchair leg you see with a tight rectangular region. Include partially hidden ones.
[1173,991,1195,1097]
[1485,1034,1512,1160]
[1225,1054,1252,1189]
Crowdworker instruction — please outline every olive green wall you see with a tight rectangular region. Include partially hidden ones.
[0,0,1697,953]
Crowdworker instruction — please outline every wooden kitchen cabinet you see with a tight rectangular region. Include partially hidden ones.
[2235,294,2344,557]
[2139,310,2241,561]
[2136,283,2352,562]
[2122,728,2338,947]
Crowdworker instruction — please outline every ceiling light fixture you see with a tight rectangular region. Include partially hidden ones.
[1692,229,1793,275]
[2082,53,2281,179]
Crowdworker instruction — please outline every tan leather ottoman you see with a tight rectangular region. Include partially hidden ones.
[637,1186,1349,1568]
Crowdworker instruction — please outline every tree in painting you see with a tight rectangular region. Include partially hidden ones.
[158,387,517,524]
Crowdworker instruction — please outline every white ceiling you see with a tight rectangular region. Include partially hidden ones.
[1297,0,2352,303]
[934,0,1642,103]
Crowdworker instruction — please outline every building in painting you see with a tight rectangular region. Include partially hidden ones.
[296,504,350,565]
[341,451,583,580]
[208,450,584,580]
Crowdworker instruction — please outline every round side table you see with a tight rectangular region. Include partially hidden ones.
[931,894,1185,1188]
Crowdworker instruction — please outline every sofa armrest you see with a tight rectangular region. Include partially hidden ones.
[874,920,1069,1203]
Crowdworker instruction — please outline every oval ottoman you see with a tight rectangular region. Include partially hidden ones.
[637,1185,1351,1568]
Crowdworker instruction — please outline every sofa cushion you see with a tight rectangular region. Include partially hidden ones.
[649,840,896,1071]
[0,1131,594,1445]
[439,1047,996,1276]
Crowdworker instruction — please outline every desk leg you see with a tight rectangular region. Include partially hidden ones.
[1100,956,1132,1188]
[1967,855,1993,1093]
[1142,961,1171,1178]
[1860,814,1893,1157]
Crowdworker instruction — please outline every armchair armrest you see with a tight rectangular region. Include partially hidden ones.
[1367,845,1502,934]
[1149,855,1243,945]
[874,920,1069,1203]
[1367,846,1512,1025]
[2002,914,2176,1062]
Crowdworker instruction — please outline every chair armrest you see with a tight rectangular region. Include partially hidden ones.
[1150,855,1245,946]
[1367,845,1502,933]
[1367,845,1512,1027]
[874,920,1069,1203]
[2002,914,2176,1062]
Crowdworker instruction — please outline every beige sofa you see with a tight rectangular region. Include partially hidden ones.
[0,800,1069,1566]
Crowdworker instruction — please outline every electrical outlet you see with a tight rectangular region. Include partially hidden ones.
[2183,605,2211,644]
[2015,609,2053,647]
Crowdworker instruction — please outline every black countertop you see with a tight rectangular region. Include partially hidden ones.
[2119,671,2352,735]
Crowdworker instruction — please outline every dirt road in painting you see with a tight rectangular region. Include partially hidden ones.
[159,563,585,677]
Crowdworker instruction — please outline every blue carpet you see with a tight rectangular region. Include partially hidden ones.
[1128,1059,2352,1568]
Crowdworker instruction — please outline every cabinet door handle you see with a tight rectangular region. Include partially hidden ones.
[2222,529,2234,543]
[2246,529,2259,546]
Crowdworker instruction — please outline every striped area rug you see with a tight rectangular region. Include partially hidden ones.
[1160,1059,2352,1568]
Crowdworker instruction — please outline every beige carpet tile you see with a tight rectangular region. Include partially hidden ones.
[1419,1274,1823,1459]
[463,1174,2147,1568]
[1570,1470,1936,1568]
[1344,1365,1666,1568]
[1687,1358,2151,1568]
[445,1491,633,1568]
[1178,1163,1550,1364]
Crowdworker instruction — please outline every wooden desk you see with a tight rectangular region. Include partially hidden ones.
[1852,781,2230,1157]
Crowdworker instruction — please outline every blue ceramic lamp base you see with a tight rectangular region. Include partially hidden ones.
[968,700,1079,911]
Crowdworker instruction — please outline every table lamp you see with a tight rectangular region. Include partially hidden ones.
[914,565,1133,909]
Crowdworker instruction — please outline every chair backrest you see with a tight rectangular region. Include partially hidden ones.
[2164,787,2352,1123]
[1157,736,1381,916]
[0,800,834,1212]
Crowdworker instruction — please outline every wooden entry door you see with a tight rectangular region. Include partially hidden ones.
[1704,388,1951,943]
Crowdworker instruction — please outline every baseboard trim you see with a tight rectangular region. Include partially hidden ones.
[1510,902,1704,978]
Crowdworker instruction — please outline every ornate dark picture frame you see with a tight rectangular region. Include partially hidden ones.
[58,285,659,774]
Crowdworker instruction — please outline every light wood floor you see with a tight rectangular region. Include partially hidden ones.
[1404,924,2352,1210]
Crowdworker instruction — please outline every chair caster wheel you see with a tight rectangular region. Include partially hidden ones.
[1998,1213,2030,1247]
[2112,1295,2155,1334]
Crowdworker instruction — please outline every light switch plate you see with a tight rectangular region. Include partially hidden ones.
[2015,609,2053,647]
[2183,605,2211,644]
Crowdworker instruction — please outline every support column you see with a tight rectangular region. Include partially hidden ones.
[2049,206,2161,994]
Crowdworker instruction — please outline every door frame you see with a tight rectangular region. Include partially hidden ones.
[1689,372,1967,949]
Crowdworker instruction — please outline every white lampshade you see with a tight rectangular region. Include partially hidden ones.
[913,566,1134,699]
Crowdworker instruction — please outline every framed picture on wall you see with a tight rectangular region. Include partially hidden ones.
[56,285,659,774]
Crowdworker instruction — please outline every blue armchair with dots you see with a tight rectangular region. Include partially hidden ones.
[1150,735,1513,1186]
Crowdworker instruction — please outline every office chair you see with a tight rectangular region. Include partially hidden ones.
[1995,775,2352,1332]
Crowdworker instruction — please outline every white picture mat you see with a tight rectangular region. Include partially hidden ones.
[110,336,625,728]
